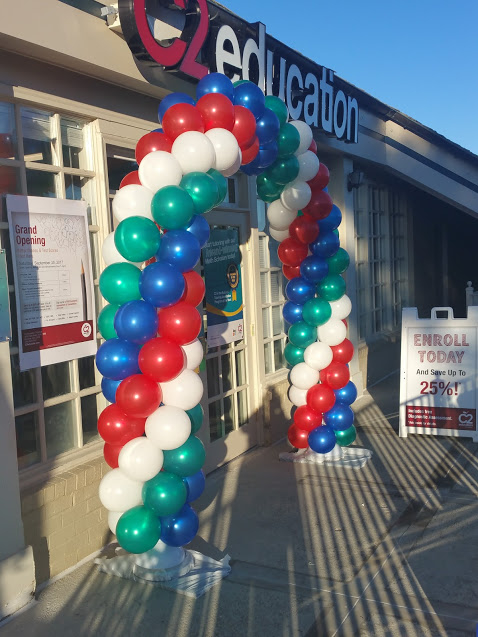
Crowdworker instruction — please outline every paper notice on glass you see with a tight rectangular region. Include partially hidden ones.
[7,195,96,370]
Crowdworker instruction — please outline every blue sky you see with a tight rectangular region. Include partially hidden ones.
[221,0,478,156]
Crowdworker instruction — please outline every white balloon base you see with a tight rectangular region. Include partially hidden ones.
[279,445,372,469]
[95,540,231,597]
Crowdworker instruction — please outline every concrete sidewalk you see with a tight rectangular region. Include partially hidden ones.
[2,372,478,636]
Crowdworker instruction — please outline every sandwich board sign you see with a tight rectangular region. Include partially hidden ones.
[399,306,478,441]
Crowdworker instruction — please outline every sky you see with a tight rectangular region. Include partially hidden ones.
[221,0,478,156]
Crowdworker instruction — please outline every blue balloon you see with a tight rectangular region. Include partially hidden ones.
[256,108,280,145]
[234,82,265,119]
[139,261,185,308]
[308,424,336,454]
[158,92,196,123]
[101,377,121,403]
[256,140,278,169]
[241,160,263,176]
[186,215,210,248]
[156,230,201,273]
[285,277,316,304]
[311,231,340,259]
[114,300,158,344]
[323,404,355,431]
[183,470,206,503]
[283,301,304,324]
[300,255,329,283]
[95,338,141,381]
[196,72,234,102]
[318,205,342,233]
[160,504,199,547]
[334,381,358,406]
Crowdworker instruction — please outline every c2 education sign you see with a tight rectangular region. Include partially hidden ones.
[118,0,359,143]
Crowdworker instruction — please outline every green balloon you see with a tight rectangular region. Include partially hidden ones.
[162,435,206,477]
[335,425,357,447]
[327,248,350,275]
[151,185,195,230]
[277,123,300,158]
[284,343,305,366]
[99,262,141,305]
[181,172,219,214]
[256,173,283,203]
[116,506,161,554]
[317,274,346,301]
[97,304,119,340]
[233,79,249,87]
[288,321,316,348]
[142,471,187,517]
[302,297,332,327]
[187,403,204,434]
[114,216,161,263]
[265,155,300,186]
[333,229,339,237]
[207,169,228,206]
[264,95,289,127]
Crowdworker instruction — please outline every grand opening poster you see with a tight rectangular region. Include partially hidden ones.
[7,195,96,371]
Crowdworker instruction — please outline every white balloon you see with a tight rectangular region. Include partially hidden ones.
[206,128,240,173]
[112,184,154,223]
[329,295,352,320]
[290,362,320,390]
[101,232,142,267]
[290,120,313,155]
[99,469,143,512]
[296,151,320,182]
[160,368,204,410]
[172,131,216,174]
[182,339,204,370]
[220,148,242,177]
[288,385,308,407]
[118,437,164,483]
[145,405,191,450]
[107,510,123,535]
[267,200,297,231]
[269,226,290,242]
[304,341,333,370]
[317,318,347,346]
[138,150,182,193]
[281,180,312,210]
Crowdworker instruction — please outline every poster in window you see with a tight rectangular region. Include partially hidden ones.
[7,195,96,370]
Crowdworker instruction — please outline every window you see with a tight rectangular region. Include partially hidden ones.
[0,101,104,471]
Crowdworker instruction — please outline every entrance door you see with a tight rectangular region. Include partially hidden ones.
[200,210,259,472]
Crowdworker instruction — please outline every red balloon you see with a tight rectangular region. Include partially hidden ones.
[241,136,260,165]
[308,139,318,154]
[231,105,257,149]
[162,103,205,141]
[158,302,202,345]
[307,162,330,191]
[103,442,123,468]
[342,319,348,328]
[319,362,350,390]
[139,337,186,382]
[119,171,141,189]
[181,270,205,307]
[97,403,146,446]
[287,424,309,449]
[278,237,308,267]
[289,215,319,244]
[196,93,235,131]
[294,405,323,432]
[135,131,173,164]
[307,383,336,413]
[302,190,333,220]
[116,374,162,418]
[331,339,354,364]
[282,264,301,280]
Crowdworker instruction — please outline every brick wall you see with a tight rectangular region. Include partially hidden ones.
[21,455,112,585]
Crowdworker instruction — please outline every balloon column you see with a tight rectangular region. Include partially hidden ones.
[95,72,357,557]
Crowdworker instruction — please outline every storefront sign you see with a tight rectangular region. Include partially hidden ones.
[118,0,359,142]
[203,227,243,347]
[399,307,478,442]
[6,195,96,371]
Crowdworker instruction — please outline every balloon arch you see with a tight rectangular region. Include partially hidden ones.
[96,73,357,555]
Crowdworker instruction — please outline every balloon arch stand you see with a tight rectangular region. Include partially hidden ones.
[94,73,371,592]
